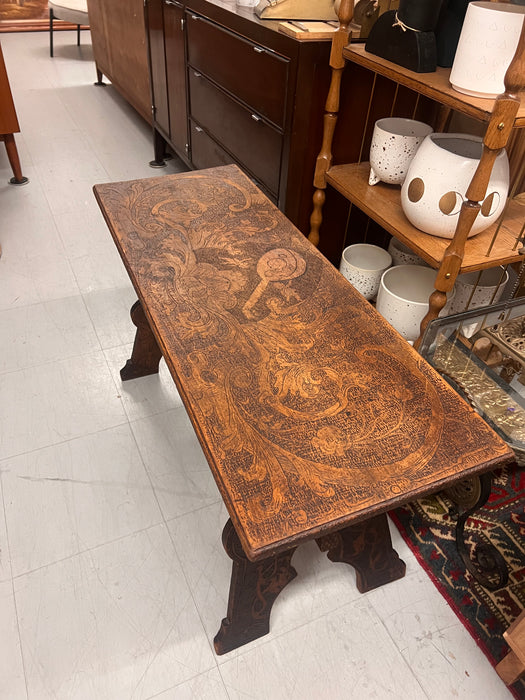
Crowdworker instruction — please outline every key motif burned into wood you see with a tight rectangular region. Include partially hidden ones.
[243,248,306,318]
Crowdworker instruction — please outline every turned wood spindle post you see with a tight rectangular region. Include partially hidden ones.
[308,0,353,247]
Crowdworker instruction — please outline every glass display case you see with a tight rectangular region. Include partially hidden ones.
[419,296,525,464]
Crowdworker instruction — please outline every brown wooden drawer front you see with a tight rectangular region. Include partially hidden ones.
[186,12,289,128]
[190,121,277,204]
[190,120,236,170]
[189,70,282,196]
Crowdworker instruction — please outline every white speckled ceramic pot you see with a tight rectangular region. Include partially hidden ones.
[447,266,509,315]
[339,243,392,300]
[401,133,509,238]
[368,117,433,186]
[376,265,454,342]
[387,237,430,267]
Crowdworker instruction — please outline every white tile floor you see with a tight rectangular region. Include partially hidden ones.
[0,30,513,700]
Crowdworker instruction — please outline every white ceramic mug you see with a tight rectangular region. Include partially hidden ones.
[376,265,454,342]
[339,243,392,300]
[368,117,433,186]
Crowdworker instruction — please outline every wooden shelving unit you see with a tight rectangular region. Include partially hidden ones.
[327,162,525,272]
[343,44,525,127]
[309,1,525,345]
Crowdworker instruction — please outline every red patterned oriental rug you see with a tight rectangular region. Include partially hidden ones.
[390,465,525,699]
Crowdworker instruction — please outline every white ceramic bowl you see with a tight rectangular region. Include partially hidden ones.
[387,238,430,267]
[376,265,453,342]
[339,243,392,300]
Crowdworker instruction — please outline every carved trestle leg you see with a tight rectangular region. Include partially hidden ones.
[120,300,163,381]
[214,520,298,655]
[316,513,406,593]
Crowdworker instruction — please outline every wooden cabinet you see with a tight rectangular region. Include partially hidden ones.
[188,66,282,196]
[310,1,525,345]
[89,0,332,230]
[87,0,152,124]
[147,0,170,135]
[184,9,290,200]
[164,1,188,157]
[186,12,289,128]
[147,0,189,161]
[0,44,19,137]
[146,0,331,229]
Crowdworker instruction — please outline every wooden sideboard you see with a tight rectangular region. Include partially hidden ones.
[87,0,332,233]
[87,0,152,124]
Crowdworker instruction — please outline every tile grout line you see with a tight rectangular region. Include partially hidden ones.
[125,404,225,672]
[0,470,30,699]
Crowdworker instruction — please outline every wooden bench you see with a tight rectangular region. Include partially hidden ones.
[94,164,514,654]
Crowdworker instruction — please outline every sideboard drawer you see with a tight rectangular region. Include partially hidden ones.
[186,12,289,128]
[190,119,235,170]
[190,70,282,196]
[190,120,277,203]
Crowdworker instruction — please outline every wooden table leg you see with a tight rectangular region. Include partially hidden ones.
[3,133,28,185]
[120,300,163,380]
[214,519,298,655]
[317,513,406,593]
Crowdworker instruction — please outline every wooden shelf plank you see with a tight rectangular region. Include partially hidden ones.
[326,162,525,272]
[343,44,525,128]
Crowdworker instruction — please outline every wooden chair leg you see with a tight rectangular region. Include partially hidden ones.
[77,23,81,46]
[49,8,54,57]
[3,134,28,185]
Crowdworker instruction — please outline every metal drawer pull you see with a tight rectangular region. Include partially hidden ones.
[253,46,265,54]
[194,126,203,133]
[193,71,202,78]
[251,114,262,122]
[164,0,181,6]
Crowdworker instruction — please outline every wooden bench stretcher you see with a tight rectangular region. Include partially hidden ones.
[93,165,514,654]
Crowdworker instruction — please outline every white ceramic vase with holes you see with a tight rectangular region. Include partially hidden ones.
[368,117,433,186]
[339,243,392,300]
[450,2,525,98]
[376,265,454,342]
[387,238,430,267]
[400,133,509,239]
